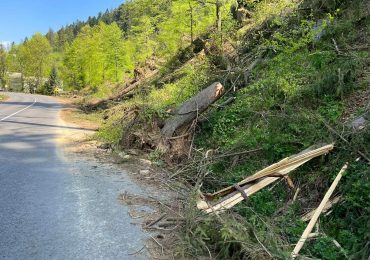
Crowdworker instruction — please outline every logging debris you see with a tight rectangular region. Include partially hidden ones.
[291,163,349,258]
[197,144,334,213]
[119,81,227,162]
[301,196,342,222]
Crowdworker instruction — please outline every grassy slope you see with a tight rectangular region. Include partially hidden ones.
[86,0,369,258]
[180,1,369,259]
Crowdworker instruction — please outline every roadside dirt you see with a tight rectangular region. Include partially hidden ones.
[0,94,9,102]
[58,100,185,259]
[54,96,101,131]
[60,108,100,131]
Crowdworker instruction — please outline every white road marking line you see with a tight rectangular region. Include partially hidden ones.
[0,98,37,122]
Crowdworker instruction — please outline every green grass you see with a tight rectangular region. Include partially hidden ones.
[76,0,369,258]
[178,0,370,258]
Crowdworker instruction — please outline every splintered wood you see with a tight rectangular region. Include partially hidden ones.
[197,144,334,214]
[291,163,349,258]
[301,196,342,222]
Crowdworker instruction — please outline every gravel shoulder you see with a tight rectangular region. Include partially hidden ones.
[58,99,184,259]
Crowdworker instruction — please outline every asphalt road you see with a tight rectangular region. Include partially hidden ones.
[0,92,148,259]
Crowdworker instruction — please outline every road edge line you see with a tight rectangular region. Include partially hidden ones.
[0,98,37,122]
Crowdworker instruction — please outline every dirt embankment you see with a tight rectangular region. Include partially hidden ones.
[55,96,101,131]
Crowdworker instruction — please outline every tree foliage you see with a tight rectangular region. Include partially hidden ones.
[4,0,235,92]
[0,45,8,87]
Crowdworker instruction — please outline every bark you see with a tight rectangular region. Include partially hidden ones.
[216,0,223,45]
[161,82,225,137]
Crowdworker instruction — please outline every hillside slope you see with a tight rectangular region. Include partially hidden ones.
[5,0,365,258]
[87,0,370,259]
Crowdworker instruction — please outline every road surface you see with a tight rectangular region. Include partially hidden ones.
[0,92,148,259]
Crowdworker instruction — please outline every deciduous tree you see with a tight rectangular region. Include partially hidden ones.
[0,45,8,88]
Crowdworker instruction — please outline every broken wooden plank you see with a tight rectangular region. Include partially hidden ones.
[293,188,301,202]
[285,176,295,189]
[291,163,349,259]
[161,82,225,137]
[205,144,334,200]
[301,196,342,222]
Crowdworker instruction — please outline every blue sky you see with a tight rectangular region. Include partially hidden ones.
[0,0,124,45]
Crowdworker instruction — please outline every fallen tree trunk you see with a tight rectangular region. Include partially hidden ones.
[87,69,159,110]
[114,69,159,100]
[161,82,225,137]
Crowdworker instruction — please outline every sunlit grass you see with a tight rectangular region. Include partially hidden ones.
[0,94,8,102]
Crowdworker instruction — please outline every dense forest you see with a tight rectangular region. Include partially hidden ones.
[1,0,369,259]
[0,0,224,94]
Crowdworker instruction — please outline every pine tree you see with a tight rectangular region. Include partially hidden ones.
[47,65,59,94]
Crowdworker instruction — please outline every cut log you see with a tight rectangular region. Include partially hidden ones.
[161,82,225,137]
[291,163,349,259]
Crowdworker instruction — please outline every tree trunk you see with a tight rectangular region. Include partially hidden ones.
[189,2,194,44]
[115,48,119,82]
[216,0,222,46]
[161,82,224,137]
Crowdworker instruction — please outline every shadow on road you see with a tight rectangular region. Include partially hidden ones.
[1,120,96,131]
[0,100,74,110]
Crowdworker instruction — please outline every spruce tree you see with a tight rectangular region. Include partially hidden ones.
[47,65,58,94]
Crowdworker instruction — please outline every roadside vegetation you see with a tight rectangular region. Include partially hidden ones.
[0,94,8,102]
[1,0,369,258]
